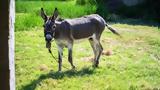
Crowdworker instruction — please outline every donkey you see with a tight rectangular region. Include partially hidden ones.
[40,8,120,71]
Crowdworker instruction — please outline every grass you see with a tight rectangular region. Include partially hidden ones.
[15,24,160,90]
[16,0,96,17]
[15,1,160,90]
[15,1,96,31]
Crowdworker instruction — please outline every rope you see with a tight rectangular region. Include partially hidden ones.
[48,49,70,70]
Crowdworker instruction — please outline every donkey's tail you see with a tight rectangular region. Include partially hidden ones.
[105,23,121,36]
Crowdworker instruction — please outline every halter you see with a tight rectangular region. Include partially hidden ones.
[40,2,69,70]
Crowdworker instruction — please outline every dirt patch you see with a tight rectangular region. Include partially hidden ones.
[81,49,113,62]
[102,49,113,56]
[81,56,94,62]
[101,38,121,47]
[39,64,48,71]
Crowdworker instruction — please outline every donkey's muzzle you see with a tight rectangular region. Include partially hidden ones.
[45,34,52,49]
[45,34,52,42]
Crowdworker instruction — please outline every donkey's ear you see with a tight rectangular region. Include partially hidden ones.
[52,7,58,21]
[40,8,47,21]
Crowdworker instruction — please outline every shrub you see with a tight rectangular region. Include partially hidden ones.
[15,13,42,31]
[15,1,97,31]
[76,0,97,5]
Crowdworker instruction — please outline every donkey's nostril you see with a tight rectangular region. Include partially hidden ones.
[45,34,52,41]
[53,25,56,28]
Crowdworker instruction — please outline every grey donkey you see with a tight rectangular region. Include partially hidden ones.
[40,8,120,71]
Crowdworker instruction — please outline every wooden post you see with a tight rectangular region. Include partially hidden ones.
[0,0,15,90]
[9,0,15,90]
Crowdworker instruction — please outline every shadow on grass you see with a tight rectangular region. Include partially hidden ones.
[22,67,95,90]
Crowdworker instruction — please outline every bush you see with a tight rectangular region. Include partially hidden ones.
[76,0,97,5]
[95,0,160,22]
[15,13,42,31]
[96,3,109,20]
[15,1,97,31]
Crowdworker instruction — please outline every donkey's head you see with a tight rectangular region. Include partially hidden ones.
[40,8,58,48]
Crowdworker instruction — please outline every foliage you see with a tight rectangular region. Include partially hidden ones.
[15,0,73,1]
[95,0,160,22]
[15,13,42,31]
[15,1,96,31]
[76,0,97,5]
[142,0,160,22]
[96,2,109,20]
[114,0,160,22]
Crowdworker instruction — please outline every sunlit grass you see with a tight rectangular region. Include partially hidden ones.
[15,1,160,90]
[16,24,160,90]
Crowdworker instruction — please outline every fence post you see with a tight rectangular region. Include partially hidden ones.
[0,0,15,90]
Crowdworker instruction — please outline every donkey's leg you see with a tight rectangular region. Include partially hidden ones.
[58,45,63,71]
[95,41,103,67]
[92,37,103,67]
[89,37,99,67]
[89,38,96,61]
[89,38,96,54]
[68,41,75,69]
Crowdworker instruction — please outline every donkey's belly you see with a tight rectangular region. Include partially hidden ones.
[72,30,94,39]
[71,24,95,39]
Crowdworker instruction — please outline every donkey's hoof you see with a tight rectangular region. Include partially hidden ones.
[57,69,62,73]
[92,64,99,68]
[57,70,62,73]
[71,66,76,70]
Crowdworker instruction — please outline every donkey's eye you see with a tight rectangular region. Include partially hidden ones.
[43,25,45,27]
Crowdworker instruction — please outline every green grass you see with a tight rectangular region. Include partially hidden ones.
[15,1,160,90]
[16,0,96,17]
[15,1,96,31]
[16,24,160,90]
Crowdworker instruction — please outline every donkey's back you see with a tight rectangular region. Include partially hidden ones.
[65,14,106,39]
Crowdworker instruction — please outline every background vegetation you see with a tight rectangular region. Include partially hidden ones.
[94,0,160,22]
[15,0,96,31]
[15,0,160,90]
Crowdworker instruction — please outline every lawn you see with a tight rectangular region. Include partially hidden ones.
[15,1,160,90]
[16,24,160,90]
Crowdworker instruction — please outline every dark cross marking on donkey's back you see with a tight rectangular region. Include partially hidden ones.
[40,8,120,71]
